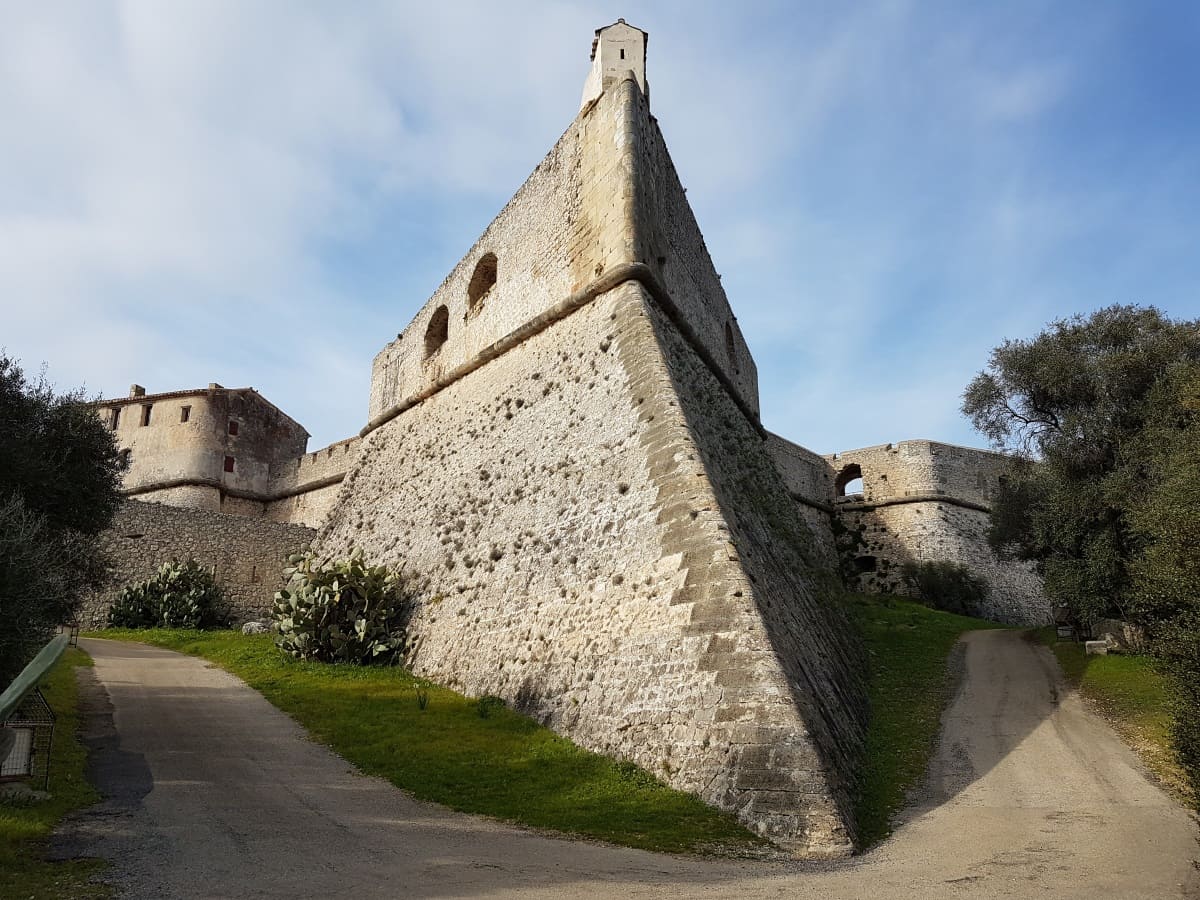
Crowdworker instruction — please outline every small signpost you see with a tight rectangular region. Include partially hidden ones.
[0,635,68,791]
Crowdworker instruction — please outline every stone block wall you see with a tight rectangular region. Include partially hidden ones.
[836,501,1046,625]
[317,281,865,856]
[266,436,362,528]
[630,87,759,416]
[79,500,316,628]
[365,74,758,432]
[826,440,1004,507]
[825,441,1049,624]
[763,434,839,567]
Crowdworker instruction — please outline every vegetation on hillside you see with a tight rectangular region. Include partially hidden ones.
[963,304,1200,804]
[0,355,123,683]
[0,649,110,899]
[843,593,1003,847]
[900,560,990,618]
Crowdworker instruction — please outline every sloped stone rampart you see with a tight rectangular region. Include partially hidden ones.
[316,281,865,855]
[78,500,316,628]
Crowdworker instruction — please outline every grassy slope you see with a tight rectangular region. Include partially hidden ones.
[101,595,998,857]
[843,593,1004,848]
[100,629,764,856]
[1035,628,1190,804]
[0,648,110,899]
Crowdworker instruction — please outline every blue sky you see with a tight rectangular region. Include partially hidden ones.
[3,1,1199,453]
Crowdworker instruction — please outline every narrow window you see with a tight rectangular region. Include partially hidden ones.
[836,464,864,497]
[110,407,121,430]
[180,405,191,423]
[118,449,132,468]
[140,404,152,427]
[224,455,235,473]
[725,321,740,374]
[467,253,497,310]
[425,305,450,358]
[228,420,239,436]
[620,48,625,59]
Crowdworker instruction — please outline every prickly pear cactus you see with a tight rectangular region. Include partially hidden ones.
[273,549,408,665]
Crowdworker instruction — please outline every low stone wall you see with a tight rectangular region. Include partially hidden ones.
[79,500,316,628]
[836,500,1048,625]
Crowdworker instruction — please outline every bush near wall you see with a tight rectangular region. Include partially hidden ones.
[108,559,229,629]
[273,551,408,665]
[901,560,991,618]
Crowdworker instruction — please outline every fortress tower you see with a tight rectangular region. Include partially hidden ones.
[82,19,1048,855]
[318,20,868,855]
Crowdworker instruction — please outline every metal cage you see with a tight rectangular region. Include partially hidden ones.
[1,688,56,790]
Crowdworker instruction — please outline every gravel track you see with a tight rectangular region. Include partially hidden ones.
[52,631,1199,899]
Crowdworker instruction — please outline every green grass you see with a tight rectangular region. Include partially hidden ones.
[1034,627,1189,803]
[98,629,765,856]
[844,593,1005,848]
[0,648,110,899]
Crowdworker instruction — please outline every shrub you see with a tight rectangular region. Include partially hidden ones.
[108,559,229,629]
[1154,612,1200,808]
[272,550,408,665]
[900,560,990,617]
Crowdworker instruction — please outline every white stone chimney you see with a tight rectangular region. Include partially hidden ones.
[580,19,648,110]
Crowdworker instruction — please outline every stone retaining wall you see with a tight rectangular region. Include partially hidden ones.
[79,500,316,628]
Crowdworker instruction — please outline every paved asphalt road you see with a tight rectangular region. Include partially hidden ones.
[53,631,1199,899]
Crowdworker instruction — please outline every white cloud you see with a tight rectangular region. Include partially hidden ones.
[1,0,1196,457]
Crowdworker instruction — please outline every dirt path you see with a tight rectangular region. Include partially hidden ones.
[54,632,1198,899]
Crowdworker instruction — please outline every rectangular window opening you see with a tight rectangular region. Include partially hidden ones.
[110,408,120,430]
[223,456,235,473]
[620,48,625,59]
[140,404,152,427]
[180,405,191,423]
[228,420,239,436]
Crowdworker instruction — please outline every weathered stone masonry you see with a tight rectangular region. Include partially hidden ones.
[80,18,1049,857]
[317,60,867,855]
[79,501,316,629]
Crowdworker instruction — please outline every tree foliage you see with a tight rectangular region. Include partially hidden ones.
[0,355,123,683]
[963,305,1200,622]
[963,305,1200,804]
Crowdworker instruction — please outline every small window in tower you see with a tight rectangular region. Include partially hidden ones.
[620,48,625,59]
[228,420,239,436]
[180,405,191,423]
[110,407,121,430]
[224,455,235,473]
[140,404,152,427]
[425,305,450,358]
[118,449,132,468]
[467,253,497,311]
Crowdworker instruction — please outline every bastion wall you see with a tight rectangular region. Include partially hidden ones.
[314,76,868,855]
[819,440,1048,624]
[76,22,1052,858]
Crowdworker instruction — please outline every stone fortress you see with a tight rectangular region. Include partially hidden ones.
[83,21,1048,857]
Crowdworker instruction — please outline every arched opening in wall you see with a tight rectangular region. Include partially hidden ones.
[836,463,864,497]
[424,306,449,359]
[467,253,497,311]
[725,321,739,374]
